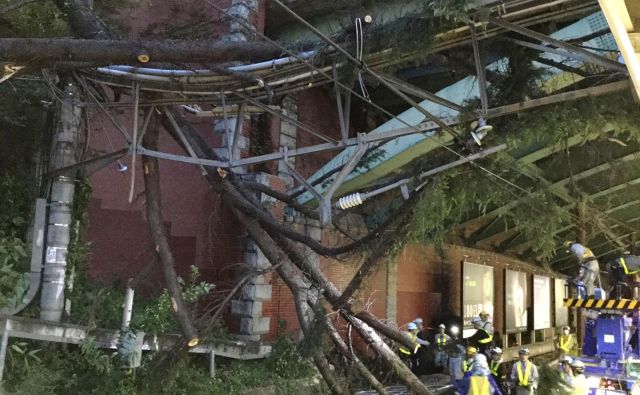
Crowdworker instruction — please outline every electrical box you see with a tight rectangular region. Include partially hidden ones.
[118,330,144,369]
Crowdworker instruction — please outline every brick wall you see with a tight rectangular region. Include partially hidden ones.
[391,243,563,338]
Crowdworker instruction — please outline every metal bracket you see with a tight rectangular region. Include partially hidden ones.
[320,136,369,224]
[470,23,489,116]
[230,103,246,165]
[333,62,349,142]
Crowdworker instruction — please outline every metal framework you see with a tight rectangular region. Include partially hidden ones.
[46,0,636,259]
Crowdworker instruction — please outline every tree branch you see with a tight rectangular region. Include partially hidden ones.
[237,180,320,220]
[0,38,283,65]
[142,122,199,346]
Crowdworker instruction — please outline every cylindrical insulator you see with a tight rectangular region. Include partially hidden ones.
[337,193,363,210]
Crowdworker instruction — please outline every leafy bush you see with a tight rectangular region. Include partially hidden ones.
[0,234,30,309]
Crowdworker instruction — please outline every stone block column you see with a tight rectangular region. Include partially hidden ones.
[230,173,285,341]
[277,96,298,189]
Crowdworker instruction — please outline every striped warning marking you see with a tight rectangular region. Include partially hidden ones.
[563,298,640,310]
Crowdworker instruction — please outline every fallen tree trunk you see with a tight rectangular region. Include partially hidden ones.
[0,38,284,65]
[142,124,199,347]
[321,307,390,395]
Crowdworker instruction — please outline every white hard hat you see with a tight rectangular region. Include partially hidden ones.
[519,347,530,355]
[414,318,423,324]
[438,324,446,329]
[570,360,585,369]
[562,326,570,331]
[491,347,503,354]
[559,356,573,364]
[471,317,482,325]
[407,322,418,330]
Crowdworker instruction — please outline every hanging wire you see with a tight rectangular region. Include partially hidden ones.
[354,17,370,101]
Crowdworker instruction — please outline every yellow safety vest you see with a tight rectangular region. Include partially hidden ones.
[463,359,473,372]
[582,248,594,259]
[468,376,490,395]
[478,328,493,344]
[620,257,640,275]
[399,332,419,355]
[559,334,573,352]
[490,360,505,379]
[571,374,587,395]
[437,334,448,347]
[516,361,533,386]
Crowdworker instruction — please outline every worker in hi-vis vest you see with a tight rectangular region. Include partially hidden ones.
[607,254,640,297]
[489,347,508,394]
[510,347,538,395]
[569,359,587,395]
[434,324,451,369]
[463,346,478,376]
[555,326,577,357]
[469,317,493,355]
[398,322,429,369]
[459,354,503,395]
[564,241,600,297]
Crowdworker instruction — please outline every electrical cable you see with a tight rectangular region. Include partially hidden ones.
[262,0,637,250]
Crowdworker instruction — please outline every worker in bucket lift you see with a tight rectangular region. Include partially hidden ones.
[459,354,503,395]
[434,324,451,369]
[555,326,576,357]
[564,241,600,297]
[510,347,538,395]
[606,253,640,297]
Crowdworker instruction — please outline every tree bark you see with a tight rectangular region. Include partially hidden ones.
[234,206,432,395]
[231,206,347,394]
[142,124,199,346]
[321,309,390,395]
[0,38,283,65]
[53,0,115,39]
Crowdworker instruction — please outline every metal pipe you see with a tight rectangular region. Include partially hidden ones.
[40,81,81,322]
[0,321,8,382]
[121,285,134,331]
[209,350,216,378]
[97,50,316,76]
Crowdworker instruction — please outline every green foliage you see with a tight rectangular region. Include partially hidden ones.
[0,237,30,309]
[424,0,474,21]
[537,363,571,394]
[4,335,317,395]
[0,2,69,37]
[131,266,214,333]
